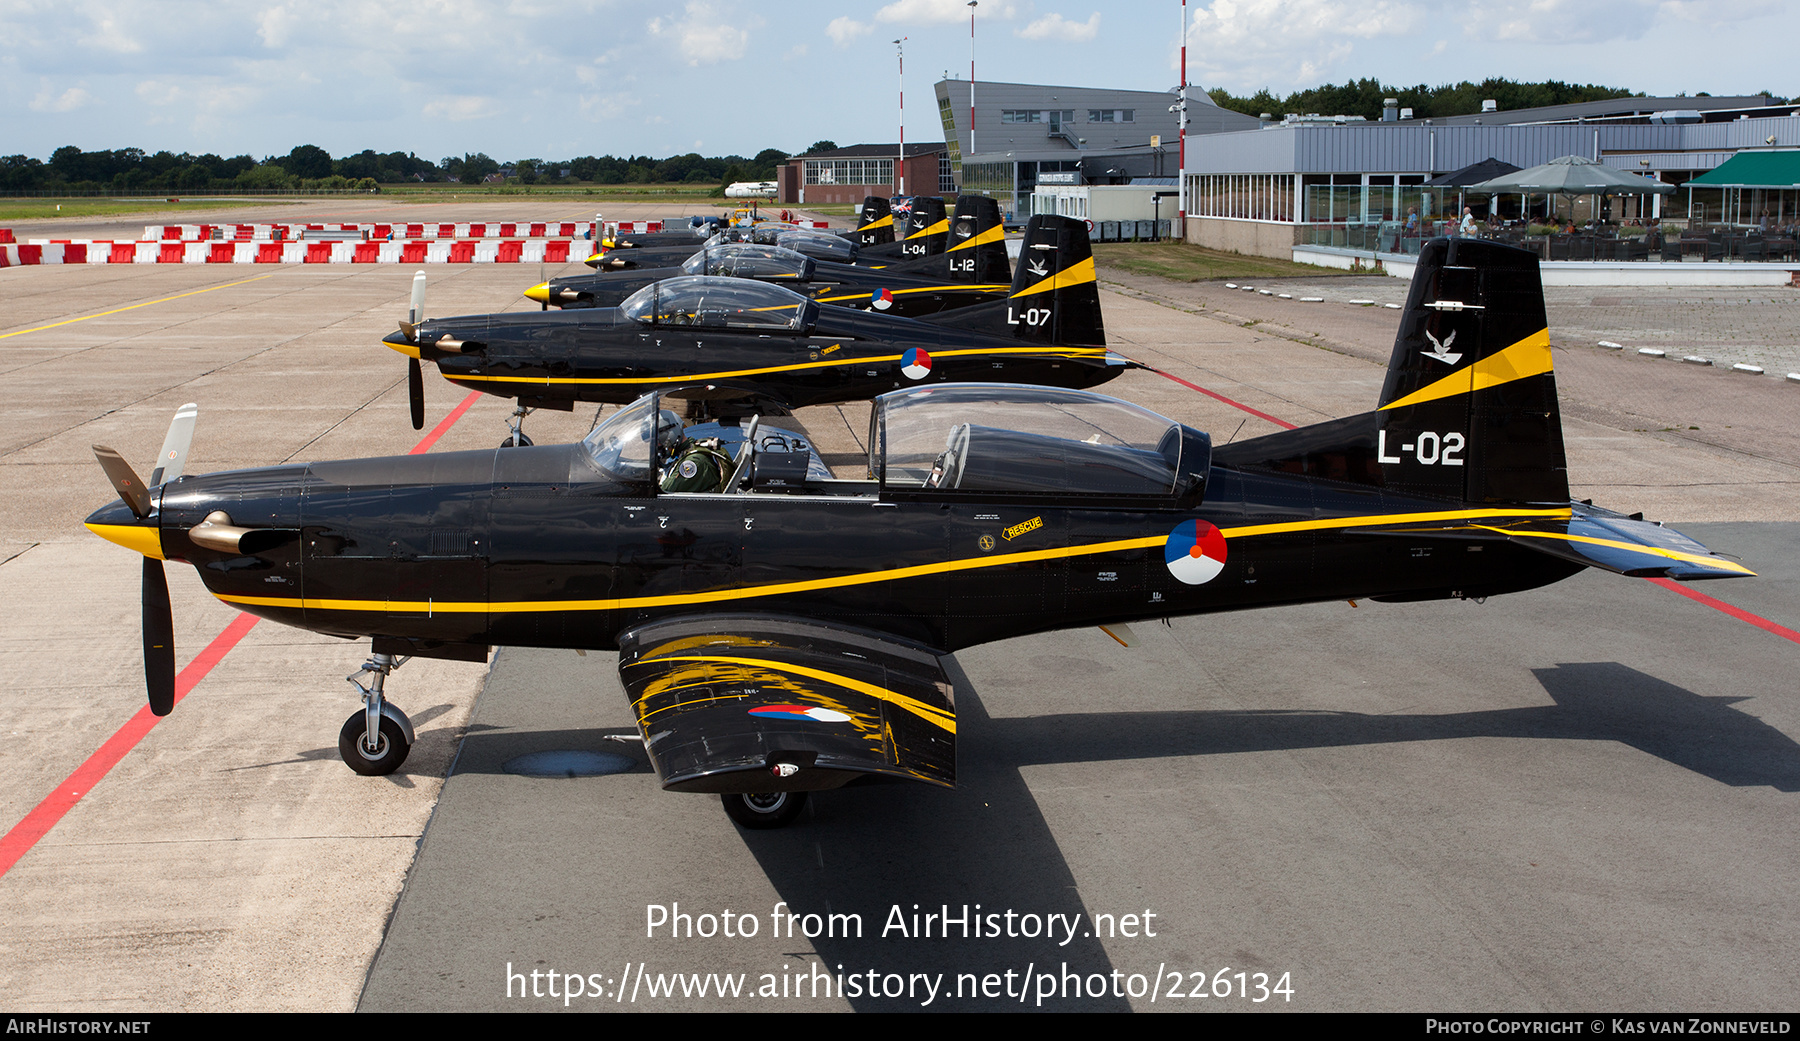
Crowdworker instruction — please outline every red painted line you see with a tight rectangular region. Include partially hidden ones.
[410,392,482,455]
[0,395,483,879]
[0,613,258,877]
[1149,367,1298,430]
[1646,577,1800,646]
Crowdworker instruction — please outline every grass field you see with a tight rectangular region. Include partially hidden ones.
[0,197,291,221]
[1092,241,1354,282]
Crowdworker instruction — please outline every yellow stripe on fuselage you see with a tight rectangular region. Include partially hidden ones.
[813,284,1008,304]
[1380,329,1553,412]
[209,506,1572,616]
[441,344,1108,387]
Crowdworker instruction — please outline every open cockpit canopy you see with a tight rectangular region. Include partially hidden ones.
[618,275,817,332]
[872,385,1209,501]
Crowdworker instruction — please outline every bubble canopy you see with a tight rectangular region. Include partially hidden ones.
[618,275,818,332]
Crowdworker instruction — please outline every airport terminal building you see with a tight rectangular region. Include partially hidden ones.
[1176,95,1800,258]
[933,78,1258,220]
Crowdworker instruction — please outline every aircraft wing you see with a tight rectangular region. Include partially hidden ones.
[1350,503,1754,581]
[617,615,956,795]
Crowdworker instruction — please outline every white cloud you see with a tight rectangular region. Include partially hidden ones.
[422,95,501,121]
[826,16,871,46]
[78,11,141,53]
[648,1,762,66]
[1017,12,1100,41]
[29,84,92,112]
[1457,0,1661,44]
[1186,0,1422,89]
[256,5,296,48]
[875,0,1019,25]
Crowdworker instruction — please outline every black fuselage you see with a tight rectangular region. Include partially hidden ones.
[119,441,1578,661]
[545,260,1006,317]
[393,303,1119,411]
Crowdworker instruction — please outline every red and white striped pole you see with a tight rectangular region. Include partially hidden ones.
[1178,0,1188,231]
[896,37,907,195]
[968,2,978,160]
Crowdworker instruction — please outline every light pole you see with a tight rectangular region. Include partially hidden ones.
[895,37,906,195]
[968,2,978,160]
[1177,0,1188,233]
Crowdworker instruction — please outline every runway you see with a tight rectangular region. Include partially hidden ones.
[1,201,1794,1012]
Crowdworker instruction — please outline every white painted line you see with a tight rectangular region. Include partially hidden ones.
[1384,303,1402,309]
[1299,296,1324,302]
[1348,299,1375,305]
[1638,348,1667,357]
[1787,373,1800,383]
[1257,289,1273,295]
[1277,293,1293,299]
[1224,283,1238,289]
[1681,356,1713,366]
[1598,340,1623,349]
[1731,362,1765,374]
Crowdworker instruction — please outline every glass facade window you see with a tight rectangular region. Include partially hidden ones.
[1002,109,1075,125]
[937,94,962,178]
[1183,173,1297,222]
[803,158,896,186]
[1088,109,1134,123]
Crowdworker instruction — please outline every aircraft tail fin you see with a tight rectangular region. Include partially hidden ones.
[896,196,948,258]
[854,196,896,246]
[924,212,1104,346]
[931,194,1010,284]
[1215,237,1567,505]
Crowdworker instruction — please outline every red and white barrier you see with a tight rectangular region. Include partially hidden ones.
[4,240,583,266]
[144,221,599,241]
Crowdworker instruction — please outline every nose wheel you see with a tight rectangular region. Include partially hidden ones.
[339,651,416,776]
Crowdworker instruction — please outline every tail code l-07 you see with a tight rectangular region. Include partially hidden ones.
[1008,305,1053,328]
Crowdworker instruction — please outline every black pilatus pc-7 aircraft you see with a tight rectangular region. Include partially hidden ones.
[576,195,949,273]
[87,237,1751,829]
[388,213,1114,446]
[524,196,1008,319]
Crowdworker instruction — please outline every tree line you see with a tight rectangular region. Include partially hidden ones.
[1206,76,1783,123]
[0,144,800,193]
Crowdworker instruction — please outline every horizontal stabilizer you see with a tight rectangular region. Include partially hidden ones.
[617,615,956,794]
[1350,504,1753,581]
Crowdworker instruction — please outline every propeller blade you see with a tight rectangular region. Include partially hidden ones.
[143,557,175,716]
[148,402,198,486]
[93,445,152,519]
[539,264,547,310]
[408,357,425,430]
[407,270,427,326]
[397,319,417,343]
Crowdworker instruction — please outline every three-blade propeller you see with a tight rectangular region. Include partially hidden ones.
[91,404,197,716]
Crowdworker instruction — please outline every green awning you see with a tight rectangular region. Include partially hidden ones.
[1688,151,1800,188]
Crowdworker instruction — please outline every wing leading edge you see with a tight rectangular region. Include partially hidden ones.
[617,615,956,794]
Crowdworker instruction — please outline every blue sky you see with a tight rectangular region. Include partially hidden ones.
[2,0,1791,163]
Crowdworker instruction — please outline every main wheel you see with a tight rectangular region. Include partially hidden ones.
[720,791,808,829]
[499,433,534,448]
[338,712,411,776]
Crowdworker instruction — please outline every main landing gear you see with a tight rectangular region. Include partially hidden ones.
[500,404,535,448]
[338,651,416,776]
[720,791,809,829]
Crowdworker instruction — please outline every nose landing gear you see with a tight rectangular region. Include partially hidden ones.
[500,405,535,448]
[339,651,416,776]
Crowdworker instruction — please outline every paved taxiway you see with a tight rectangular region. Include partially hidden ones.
[1,202,1795,1011]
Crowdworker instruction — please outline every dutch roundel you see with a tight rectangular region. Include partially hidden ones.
[749,704,853,724]
[1164,519,1227,585]
[871,287,895,310]
[901,347,932,380]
